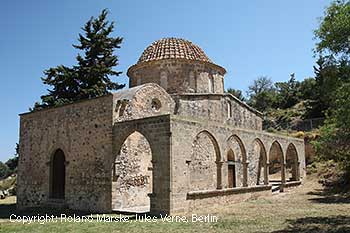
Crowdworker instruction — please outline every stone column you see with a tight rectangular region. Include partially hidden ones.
[216,161,224,189]
[264,162,270,185]
[243,162,249,187]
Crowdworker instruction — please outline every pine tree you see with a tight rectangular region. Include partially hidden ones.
[34,9,124,110]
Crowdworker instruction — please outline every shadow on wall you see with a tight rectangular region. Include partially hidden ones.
[271,216,350,233]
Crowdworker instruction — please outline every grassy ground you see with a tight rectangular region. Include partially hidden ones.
[0,176,349,233]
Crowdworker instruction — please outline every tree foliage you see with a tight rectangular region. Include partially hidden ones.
[274,74,300,109]
[247,76,274,97]
[226,88,245,101]
[314,0,350,57]
[246,76,276,112]
[314,83,350,169]
[0,162,10,179]
[34,9,124,110]
[313,0,350,171]
[5,144,19,172]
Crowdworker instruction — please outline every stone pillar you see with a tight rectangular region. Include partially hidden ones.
[281,163,286,184]
[243,162,249,187]
[296,161,301,181]
[280,162,286,192]
[216,161,223,189]
[264,162,270,185]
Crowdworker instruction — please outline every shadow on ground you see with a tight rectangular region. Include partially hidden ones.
[271,215,350,233]
[307,188,350,204]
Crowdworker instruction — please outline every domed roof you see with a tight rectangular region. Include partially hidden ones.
[137,38,212,64]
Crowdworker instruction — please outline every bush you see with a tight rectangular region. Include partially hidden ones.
[0,162,10,179]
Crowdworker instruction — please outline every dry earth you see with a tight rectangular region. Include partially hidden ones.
[0,176,349,233]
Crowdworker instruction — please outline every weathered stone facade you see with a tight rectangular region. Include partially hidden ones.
[18,38,306,215]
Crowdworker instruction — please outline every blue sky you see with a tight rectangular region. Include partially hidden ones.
[0,0,331,161]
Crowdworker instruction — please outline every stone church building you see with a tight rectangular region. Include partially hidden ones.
[17,38,305,215]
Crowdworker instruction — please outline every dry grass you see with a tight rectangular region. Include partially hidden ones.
[0,176,349,232]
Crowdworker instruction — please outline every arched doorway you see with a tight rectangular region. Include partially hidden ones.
[286,143,299,181]
[227,149,236,188]
[227,135,247,187]
[112,131,153,213]
[190,131,221,191]
[50,149,66,199]
[268,141,285,185]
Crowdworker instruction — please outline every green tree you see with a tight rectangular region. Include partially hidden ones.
[5,143,19,172]
[299,77,317,101]
[313,1,350,172]
[274,73,301,109]
[250,90,277,112]
[247,76,274,97]
[307,56,350,118]
[314,0,350,57]
[247,76,276,112]
[314,83,350,169]
[34,9,124,110]
[226,88,245,101]
[0,162,10,179]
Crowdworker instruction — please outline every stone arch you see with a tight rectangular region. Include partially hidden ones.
[286,143,299,182]
[226,135,248,187]
[252,138,268,185]
[112,130,153,212]
[268,141,285,184]
[190,130,222,191]
[49,149,66,199]
[112,126,156,164]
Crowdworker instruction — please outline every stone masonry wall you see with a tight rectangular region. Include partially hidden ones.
[113,83,175,123]
[18,95,114,212]
[169,115,305,215]
[112,131,152,211]
[190,132,217,191]
[112,115,172,215]
[128,60,225,94]
[173,94,263,130]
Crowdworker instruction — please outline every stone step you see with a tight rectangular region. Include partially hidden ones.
[271,185,280,193]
